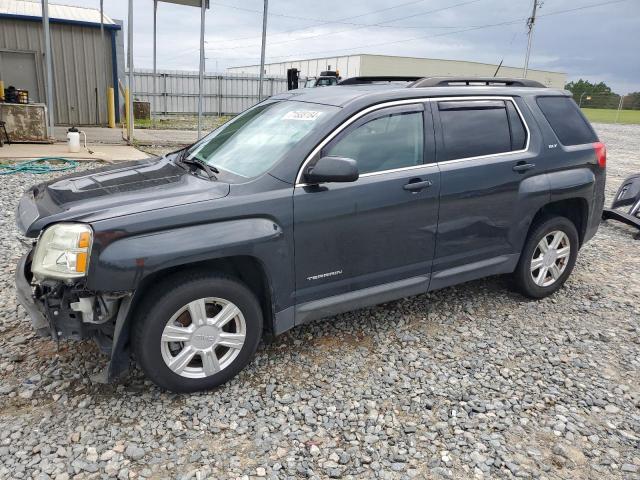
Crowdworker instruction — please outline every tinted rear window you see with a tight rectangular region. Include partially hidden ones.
[536,96,597,146]
[438,100,526,160]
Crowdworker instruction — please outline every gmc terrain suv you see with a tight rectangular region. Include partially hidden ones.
[15,77,606,392]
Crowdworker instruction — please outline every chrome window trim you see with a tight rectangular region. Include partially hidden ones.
[294,95,530,186]
[295,99,425,185]
[434,96,531,166]
[359,163,438,178]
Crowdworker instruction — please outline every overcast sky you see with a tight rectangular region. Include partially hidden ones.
[66,0,638,93]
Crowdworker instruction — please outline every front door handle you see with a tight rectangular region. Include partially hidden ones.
[513,162,535,173]
[403,179,433,192]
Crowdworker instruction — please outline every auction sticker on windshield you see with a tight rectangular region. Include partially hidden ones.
[283,110,324,121]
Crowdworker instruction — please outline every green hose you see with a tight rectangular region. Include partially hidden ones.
[0,157,78,175]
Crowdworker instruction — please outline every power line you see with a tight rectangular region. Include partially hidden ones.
[212,0,428,26]
[208,0,431,46]
[228,0,630,65]
[208,0,484,51]
[141,0,630,71]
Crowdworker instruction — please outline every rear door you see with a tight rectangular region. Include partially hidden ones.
[293,101,440,306]
[431,96,538,289]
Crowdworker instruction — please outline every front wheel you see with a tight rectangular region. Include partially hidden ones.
[132,273,263,392]
[514,216,579,299]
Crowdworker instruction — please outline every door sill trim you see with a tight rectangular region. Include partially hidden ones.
[295,275,430,325]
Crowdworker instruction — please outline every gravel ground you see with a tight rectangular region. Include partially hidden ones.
[0,124,639,480]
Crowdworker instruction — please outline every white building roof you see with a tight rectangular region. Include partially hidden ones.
[0,0,116,25]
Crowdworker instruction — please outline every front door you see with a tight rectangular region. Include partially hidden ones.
[293,102,440,309]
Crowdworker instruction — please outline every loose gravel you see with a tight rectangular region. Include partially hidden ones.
[1,124,639,480]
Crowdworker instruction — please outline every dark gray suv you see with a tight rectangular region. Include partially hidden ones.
[15,77,606,392]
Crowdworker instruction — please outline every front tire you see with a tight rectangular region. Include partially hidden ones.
[514,216,579,299]
[132,272,263,392]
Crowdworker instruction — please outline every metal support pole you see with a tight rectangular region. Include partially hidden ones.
[100,0,106,125]
[258,0,268,101]
[523,0,538,78]
[41,0,55,136]
[615,95,624,124]
[197,0,206,139]
[153,0,157,127]
[127,0,134,143]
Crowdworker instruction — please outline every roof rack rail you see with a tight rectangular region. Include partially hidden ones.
[409,77,546,88]
[339,76,422,85]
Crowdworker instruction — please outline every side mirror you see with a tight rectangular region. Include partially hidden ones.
[304,156,359,184]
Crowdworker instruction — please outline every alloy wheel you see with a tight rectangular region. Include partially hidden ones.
[160,297,247,379]
[530,230,571,287]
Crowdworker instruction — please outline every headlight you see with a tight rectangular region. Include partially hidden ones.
[32,223,93,281]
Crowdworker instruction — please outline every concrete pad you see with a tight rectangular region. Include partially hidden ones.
[53,126,126,145]
[0,143,150,163]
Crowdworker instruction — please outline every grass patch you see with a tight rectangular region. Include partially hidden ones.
[134,115,232,131]
[581,108,640,125]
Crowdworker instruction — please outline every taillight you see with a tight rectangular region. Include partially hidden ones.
[594,142,606,168]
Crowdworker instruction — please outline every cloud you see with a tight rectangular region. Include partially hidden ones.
[59,0,640,93]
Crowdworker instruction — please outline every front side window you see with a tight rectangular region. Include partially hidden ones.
[324,110,424,175]
[438,99,527,161]
[187,101,338,179]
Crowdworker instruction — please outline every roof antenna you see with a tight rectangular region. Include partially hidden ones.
[493,59,504,77]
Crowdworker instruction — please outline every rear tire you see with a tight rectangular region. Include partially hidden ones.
[514,216,579,299]
[132,272,263,393]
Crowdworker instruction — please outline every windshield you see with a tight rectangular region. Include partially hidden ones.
[316,77,337,86]
[186,101,338,179]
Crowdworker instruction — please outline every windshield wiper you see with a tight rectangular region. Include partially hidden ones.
[177,154,218,180]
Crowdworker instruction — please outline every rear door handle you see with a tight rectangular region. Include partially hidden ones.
[403,179,433,192]
[513,162,535,172]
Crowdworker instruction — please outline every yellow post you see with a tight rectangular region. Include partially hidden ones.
[0,80,4,101]
[124,87,130,136]
[107,87,116,128]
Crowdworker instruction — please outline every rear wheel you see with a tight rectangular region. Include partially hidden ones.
[514,216,579,299]
[133,273,262,392]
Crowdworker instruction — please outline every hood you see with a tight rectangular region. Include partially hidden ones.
[17,157,230,237]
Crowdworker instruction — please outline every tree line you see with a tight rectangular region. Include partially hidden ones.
[565,79,640,109]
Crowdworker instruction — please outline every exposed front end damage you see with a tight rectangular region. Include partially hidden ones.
[15,251,133,382]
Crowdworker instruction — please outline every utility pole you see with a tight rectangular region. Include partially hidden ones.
[258,0,268,101]
[523,0,539,78]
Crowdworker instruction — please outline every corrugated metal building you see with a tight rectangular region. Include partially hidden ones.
[0,0,124,125]
[228,54,566,89]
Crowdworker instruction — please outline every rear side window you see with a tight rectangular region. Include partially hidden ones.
[506,101,527,150]
[536,96,597,146]
[438,99,527,161]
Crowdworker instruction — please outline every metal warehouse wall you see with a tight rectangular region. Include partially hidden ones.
[0,18,115,125]
[132,70,295,115]
[227,54,566,89]
[227,55,362,79]
[359,55,566,89]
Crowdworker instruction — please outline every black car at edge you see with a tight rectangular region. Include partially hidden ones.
[15,77,606,392]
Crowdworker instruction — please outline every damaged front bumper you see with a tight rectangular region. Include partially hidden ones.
[15,254,50,336]
[15,251,133,382]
